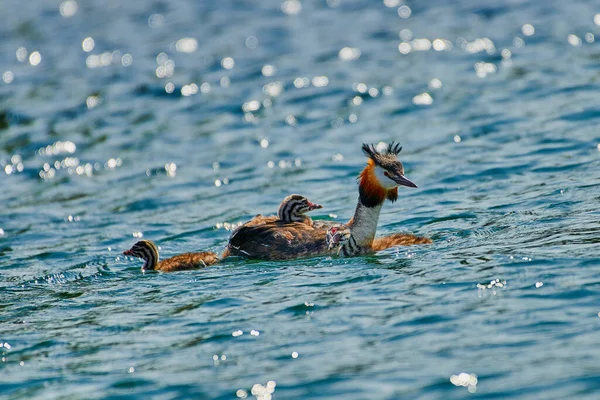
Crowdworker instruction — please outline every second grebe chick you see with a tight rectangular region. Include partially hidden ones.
[243,194,323,228]
[123,240,219,272]
[278,194,322,225]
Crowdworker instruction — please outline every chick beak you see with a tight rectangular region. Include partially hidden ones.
[123,249,133,256]
[308,201,323,211]
[393,174,418,188]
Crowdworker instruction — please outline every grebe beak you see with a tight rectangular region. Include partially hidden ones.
[308,201,323,210]
[392,174,417,188]
[123,249,133,256]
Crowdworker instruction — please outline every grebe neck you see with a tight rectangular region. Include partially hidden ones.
[139,242,159,270]
[345,161,397,249]
[347,198,383,248]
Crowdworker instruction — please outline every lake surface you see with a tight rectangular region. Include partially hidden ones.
[2,0,600,398]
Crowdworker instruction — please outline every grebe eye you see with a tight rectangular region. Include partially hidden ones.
[384,171,390,177]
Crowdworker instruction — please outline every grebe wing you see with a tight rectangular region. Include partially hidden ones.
[225,221,332,260]
[243,214,279,228]
[371,233,432,251]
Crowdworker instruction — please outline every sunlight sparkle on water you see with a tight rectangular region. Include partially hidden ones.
[429,78,442,89]
[221,57,235,70]
[38,141,76,156]
[262,64,277,76]
[165,163,177,177]
[121,54,133,66]
[412,93,433,105]
[397,5,411,19]
[82,37,95,52]
[585,33,594,43]
[339,47,361,61]
[568,34,582,47]
[16,47,28,62]
[285,115,298,126]
[281,0,301,15]
[148,13,164,28]
[312,76,329,87]
[474,62,497,78]
[263,81,283,97]
[458,37,495,54]
[29,52,42,66]
[521,24,535,36]
[176,38,198,53]
[59,0,78,17]
[293,77,310,88]
[398,42,411,54]
[3,71,14,84]
[181,83,198,96]
[432,39,452,51]
[411,38,431,51]
[86,95,100,109]
[246,35,259,49]
[251,381,276,400]
[450,372,478,393]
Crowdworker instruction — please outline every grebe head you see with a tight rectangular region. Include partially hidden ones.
[358,142,417,207]
[123,240,159,270]
[326,225,352,253]
[362,142,417,189]
[278,194,323,222]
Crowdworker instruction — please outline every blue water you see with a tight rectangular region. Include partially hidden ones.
[2,0,600,398]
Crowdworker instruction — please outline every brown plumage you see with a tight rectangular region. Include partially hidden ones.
[224,142,431,260]
[371,233,432,250]
[221,221,334,260]
[123,240,219,272]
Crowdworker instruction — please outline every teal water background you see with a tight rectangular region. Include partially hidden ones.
[2,0,600,398]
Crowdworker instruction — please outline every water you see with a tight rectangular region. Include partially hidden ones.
[1,0,600,398]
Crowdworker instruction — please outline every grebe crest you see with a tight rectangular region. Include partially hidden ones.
[359,142,417,208]
[278,194,322,222]
[123,240,159,270]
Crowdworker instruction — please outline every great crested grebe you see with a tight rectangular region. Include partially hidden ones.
[122,196,320,272]
[244,194,323,227]
[222,142,430,260]
[123,240,219,272]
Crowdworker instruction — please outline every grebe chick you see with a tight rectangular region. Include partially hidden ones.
[243,194,323,227]
[326,226,352,253]
[223,142,430,260]
[278,194,322,225]
[123,240,219,272]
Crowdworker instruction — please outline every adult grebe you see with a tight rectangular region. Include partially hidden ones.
[123,240,219,272]
[222,142,430,260]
